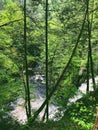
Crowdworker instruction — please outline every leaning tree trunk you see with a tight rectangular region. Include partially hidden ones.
[30,9,87,122]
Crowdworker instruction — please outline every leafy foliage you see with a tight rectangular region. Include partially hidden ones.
[0,0,98,129]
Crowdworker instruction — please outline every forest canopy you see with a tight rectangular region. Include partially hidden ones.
[0,0,98,130]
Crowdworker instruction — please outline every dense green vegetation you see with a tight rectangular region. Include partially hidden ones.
[0,0,98,129]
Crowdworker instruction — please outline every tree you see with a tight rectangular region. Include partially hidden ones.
[45,0,49,121]
[23,0,31,119]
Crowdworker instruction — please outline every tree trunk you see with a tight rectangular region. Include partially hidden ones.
[30,10,87,122]
[86,0,96,91]
[24,0,31,119]
[94,108,98,130]
[45,0,49,121]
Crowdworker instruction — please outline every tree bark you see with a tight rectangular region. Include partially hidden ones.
[86,0,90,92]
[45,0,49,121]
[86,0,96,91]
[94,108,98,130]
[24,0,31,119]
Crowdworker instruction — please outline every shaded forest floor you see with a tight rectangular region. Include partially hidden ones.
[0,115,79,130]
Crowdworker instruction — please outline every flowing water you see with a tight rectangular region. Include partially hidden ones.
[9,74,58,124]
[9,75,98,124]
[69,76,98,103]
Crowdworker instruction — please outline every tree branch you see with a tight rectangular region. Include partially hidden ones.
[0,19,22,28]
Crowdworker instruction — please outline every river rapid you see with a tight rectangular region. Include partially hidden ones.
[9,74,59,124]
[9,75,98,124]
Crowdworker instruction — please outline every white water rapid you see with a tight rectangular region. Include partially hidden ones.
[9,75,98,124]
[69,76,98,103]
[9,74,58,124]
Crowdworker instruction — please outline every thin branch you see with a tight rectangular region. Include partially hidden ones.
[89,6,98,14]
[0,19,22,28]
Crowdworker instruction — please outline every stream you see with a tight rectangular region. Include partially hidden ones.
[9,74,59,124]
[69,76,98,103]
[9,75,98,124]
